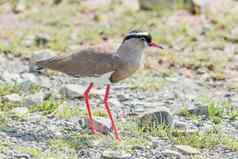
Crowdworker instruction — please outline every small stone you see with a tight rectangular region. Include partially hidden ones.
[3,93,22,102]
[81,0,111,10]
[38,76,51,88]
[134,104,145,113]
[109,98,122,108]
[117,94,130,102]
[13,153,31,159]
[60,84,85,99]
[12,0,26,13]
[139,0,176,10]
[121,0,140,11]
[53,0,63,5]
[21,73,39,84]
[12,107,29,116]
[102,150,131,159]
[0,71,21,83]
[19,80,34,92]
[191,0,208,14]
[188,104,208,116]
[22,35,35,47]
[81,117,112,135]
[174,121,187,129]
[138,107,174,128]
[175,145,200,155]
[23,92,44,107]
[160,150,184,159]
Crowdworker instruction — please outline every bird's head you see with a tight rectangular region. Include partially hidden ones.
[123,30,163,49]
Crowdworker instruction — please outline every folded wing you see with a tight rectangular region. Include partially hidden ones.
[35,48,115,77]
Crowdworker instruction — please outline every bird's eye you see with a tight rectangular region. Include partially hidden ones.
[140,37,146,41]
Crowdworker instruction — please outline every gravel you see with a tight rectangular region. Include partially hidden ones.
[0,54,237,159]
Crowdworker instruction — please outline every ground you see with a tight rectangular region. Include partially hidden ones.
[0,0,238,159]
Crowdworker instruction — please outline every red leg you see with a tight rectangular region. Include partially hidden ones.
[104,84,121,142]
[83,82,96,134]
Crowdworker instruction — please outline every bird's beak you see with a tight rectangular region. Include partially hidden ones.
[149,42,163,49]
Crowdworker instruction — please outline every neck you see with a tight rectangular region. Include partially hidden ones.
[115,39,145,64]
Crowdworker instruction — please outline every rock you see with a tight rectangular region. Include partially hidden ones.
[3,93,22,102]
[11,107,29,116]
[13,153,31,159]
[53,0,63,5]
[138,107,174,129]
[120,0,140,11]
[174,121,187,129]
[182,0,208,14]
[22,35,35,47]
[139,0,176,10]
[159,150,184,159]
[175,145,200,155]
[60,84,85,99]
[0,71,21,83]
[187,103,208,116]
[23,92,44,107]
[81,117,112,135]
[12,0,26,13]
[109,98,122,108]
[102,150,131,159]
[21,73,39,84]
[19,80,34,92]
[81,0,111,10]
[39,76,51,88]
[31,49,56,62]
[117,94,130,102]
[191,0,208,14]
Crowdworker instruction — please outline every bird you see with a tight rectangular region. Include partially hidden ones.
[34,30,162,142]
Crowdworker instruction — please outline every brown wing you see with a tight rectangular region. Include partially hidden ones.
[36,48,115,77]
[110,64,139,83]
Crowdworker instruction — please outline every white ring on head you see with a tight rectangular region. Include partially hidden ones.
[128,32,149,36]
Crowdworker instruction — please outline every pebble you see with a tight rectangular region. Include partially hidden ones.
[159,150,184,159]
[3,93,22,102]
[21,73,39,84]
[23,92,44,107]
[81,117,112,135]
[0,71,21,83]
[102,150,131,159]
[175,145,200,155]
[60,84,85,99]
[11,107,29,116]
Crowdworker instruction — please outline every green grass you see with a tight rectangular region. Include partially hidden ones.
[174,131,238,151]
[0,101,20,112]
[207,101,224,124]
[17,145,78,159]
[0,83,40,98]
[29,98,59,115]
[180,96,238,124]
[173,130,221,149]
[55,103,108,120]
[0,84,20,96]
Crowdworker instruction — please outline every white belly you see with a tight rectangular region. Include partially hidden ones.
[78,71,114,87]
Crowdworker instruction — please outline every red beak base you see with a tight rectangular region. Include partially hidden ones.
[149,42,163,49]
